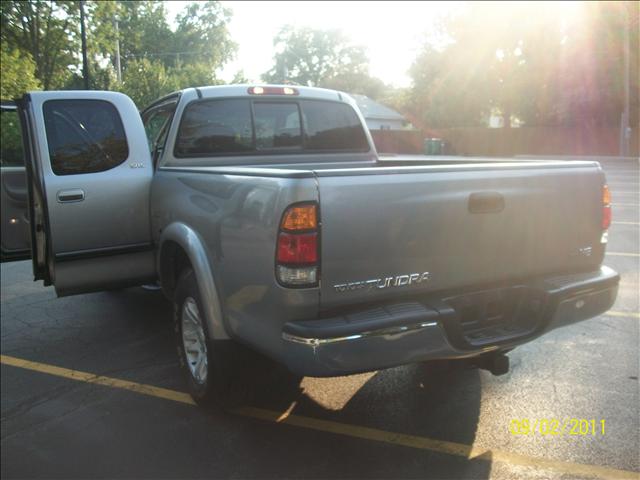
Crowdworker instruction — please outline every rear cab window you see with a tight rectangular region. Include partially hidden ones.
[254,102,302,150]
[175,97,368,157]
[301,100,368,151]
[175,99,253,156]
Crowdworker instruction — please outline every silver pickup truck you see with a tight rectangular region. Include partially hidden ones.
[0,86,619,406]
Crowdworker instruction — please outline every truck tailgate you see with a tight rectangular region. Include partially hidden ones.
[316,162,605,309]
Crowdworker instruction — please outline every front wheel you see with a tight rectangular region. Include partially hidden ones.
[174,268,253,407]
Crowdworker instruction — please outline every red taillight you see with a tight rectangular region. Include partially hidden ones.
[602,206,612,229]
[277,233,318,264]
[276,203,319,286]
[602,184,612,230]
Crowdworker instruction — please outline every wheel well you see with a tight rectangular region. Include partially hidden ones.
[158,241,192,300]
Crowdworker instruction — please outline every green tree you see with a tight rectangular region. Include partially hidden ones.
[172,2,236,69]
[0,0,79,89]
[83,1,235,96]
[262,26,370,87]
[119,58,176,108]
[81,0,121,90]
[0,43,41,99]
[115,1,173,71]
[230,70,249,84]
[0,43,40,168]
[408,2,638,129]
[548,1,638,127]
[322,72,387,100]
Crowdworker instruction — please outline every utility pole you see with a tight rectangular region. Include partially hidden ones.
[79,0,90,89]
[623,2,631,157]
[114,18,122,84]
[620,2,631,157]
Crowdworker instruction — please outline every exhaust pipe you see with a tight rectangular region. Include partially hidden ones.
[474,352,510,376]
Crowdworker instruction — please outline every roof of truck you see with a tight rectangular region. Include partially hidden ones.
[141,84,358,115]
[193,84,348,102]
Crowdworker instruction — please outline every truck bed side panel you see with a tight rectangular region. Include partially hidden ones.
[151,169,320,355]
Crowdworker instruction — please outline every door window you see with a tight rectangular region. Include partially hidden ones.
[43,100,129,175]
[143,106,175,152]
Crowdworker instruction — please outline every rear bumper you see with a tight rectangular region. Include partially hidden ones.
[280,266,619,376]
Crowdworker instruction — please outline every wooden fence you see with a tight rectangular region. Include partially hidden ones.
[370,127,639,157]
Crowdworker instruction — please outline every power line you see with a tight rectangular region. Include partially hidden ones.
[120,51,215,59]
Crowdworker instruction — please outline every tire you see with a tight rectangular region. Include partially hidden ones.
[174,268,254,407]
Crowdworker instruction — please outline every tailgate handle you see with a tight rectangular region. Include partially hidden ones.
[468,192,504,213]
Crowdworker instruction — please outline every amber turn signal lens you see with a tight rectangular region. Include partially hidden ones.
[281,204,317,231]
[602,184,611,206]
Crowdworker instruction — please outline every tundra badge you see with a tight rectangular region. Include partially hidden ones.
[334,272,431,293]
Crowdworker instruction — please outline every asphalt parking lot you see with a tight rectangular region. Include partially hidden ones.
[1,160,638,479]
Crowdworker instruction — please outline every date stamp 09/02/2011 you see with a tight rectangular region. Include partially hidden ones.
[510,419,606,436]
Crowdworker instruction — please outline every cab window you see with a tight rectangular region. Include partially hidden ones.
[254,102,302,150]
[43,100,129,176]
[300,100,369,151]
[175,99,253,156]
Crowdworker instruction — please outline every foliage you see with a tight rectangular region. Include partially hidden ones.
[547,1,638,127]
[407,2,638,128]
[230,70,249,84]
[263,26,369,87]
[119,58,175,108]
[0,0,235,107]
[172,2,236,69]
[0,43,41,99]
[322,72,388,100]
[113,1,173,71]
[1,1,634,128]
[0,0,79,90]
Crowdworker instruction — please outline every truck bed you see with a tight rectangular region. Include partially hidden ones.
[161,156,606,309]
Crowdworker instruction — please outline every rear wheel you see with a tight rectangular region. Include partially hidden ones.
[174,268,254,407]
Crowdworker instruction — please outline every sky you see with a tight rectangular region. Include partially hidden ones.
[165,1,461,87]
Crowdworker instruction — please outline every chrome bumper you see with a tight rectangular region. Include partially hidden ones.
[280,266,619,377]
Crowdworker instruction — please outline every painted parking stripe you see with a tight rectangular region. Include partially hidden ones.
[0,355,637,480]
[606,252,640,257]
[612,221,640,225]
[0,355,196,405]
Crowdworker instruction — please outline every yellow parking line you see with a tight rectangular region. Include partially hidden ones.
[607,311,640,319]
[237,407,638,480]
[607,252,640,257]
[0,355,196,406]
[1,354,638,480]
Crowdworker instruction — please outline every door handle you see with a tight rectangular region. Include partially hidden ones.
[57,189,85,203]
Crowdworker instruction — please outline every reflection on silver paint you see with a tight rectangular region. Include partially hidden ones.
[152,167,321,351]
